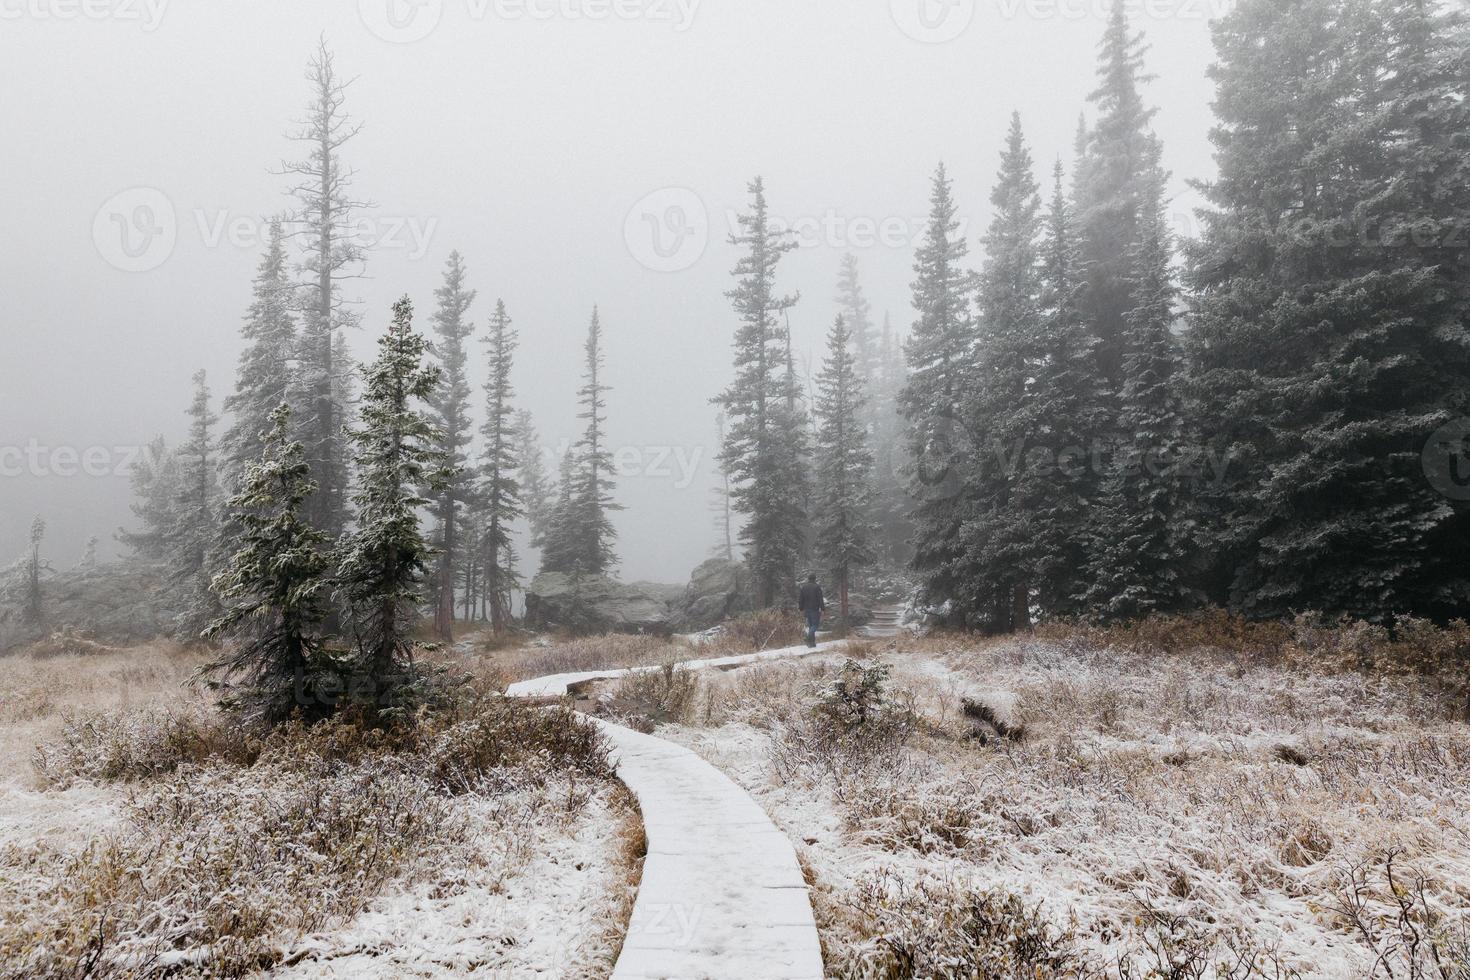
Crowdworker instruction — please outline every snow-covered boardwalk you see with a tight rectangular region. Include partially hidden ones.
[503,640,836,699]
[507,640,835,979]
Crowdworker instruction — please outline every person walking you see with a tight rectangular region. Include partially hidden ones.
[798,573,825,648]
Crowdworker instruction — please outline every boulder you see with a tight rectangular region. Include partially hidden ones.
[0,560,172,653]
[671,558,755,631]
[523,572,677,636]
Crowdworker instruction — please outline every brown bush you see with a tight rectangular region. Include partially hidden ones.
[32,708,257,787]
[701,608,807,655]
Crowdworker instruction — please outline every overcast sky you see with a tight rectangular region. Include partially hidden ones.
[0,0,1222,582]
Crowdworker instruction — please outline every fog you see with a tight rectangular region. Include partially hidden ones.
[1,0,1219,582]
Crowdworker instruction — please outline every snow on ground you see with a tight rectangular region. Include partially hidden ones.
[654,636,1470,977]
[275,783,637,979]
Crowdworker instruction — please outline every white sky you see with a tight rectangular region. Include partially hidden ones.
[0,0,1221,581]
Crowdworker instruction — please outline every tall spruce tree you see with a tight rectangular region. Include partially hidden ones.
[480,300,523,629]
[1029,162,1106,617]
[901,163,976,616]
[1186,0,1470,620]
[515,409,555,553]
[570,307,619,577]
[715,177,808,607]
[813,316,877,625]
[336,298,445,718]
[539,451,580,576]
[201,406,335,725]
[835,254,878,388]
[1084,168,1189,619]
[426,251,478,640]
[118,437,180,560]
[222,218,297,487]
[871,312,911,567]
[962,113,1044,633]
[170,371,223,642]
[24,517,45,628]
[1074,0,1162,389]
[283,39,366,541]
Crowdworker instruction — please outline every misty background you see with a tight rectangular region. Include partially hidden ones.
[0,0,1220,582]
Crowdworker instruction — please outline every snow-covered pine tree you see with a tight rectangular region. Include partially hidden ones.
[715,178,807,607]
[480,299,523,630]
[222,218,297,489]
[1083,165,1189,620]
[1028,162,1106,617]
[336,297,445,719]
[870,312,911,567]
[901,163,976,617]
[710,412,735,561]
[570,307,620,577]
[962,112,1044,633]
[24,517,45,627]
[1185,0,1470,620]
[425,251,478,640]
[538,450,580,576]
[1074,0,1162,390]
[283,39,367,542]
[835,254,878,389]
[813,316,877,626]
[201,405,336,725]
[168,371,223,642]
[119,437,182,560]
[514,409,555,553]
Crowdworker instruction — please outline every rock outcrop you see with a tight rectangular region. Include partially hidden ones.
[670,558,755,632]
[523,573,678,636]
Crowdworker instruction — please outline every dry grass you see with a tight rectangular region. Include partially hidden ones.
[0,639,631,979]
[658,626,1470,979]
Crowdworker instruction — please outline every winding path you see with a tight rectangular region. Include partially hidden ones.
[509,640,836,980]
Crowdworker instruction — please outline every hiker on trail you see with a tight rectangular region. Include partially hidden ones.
[798,574,825,648]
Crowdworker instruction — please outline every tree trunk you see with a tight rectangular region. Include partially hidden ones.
[1012,584,1031,632]
[839,568,850,629]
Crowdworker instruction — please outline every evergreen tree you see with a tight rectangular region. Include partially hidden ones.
[426,251,478,640]
[118,437,181,561]
[1084,169,1189,619]
[283,39,366,541]
[813,317,876,625]
[834,253,878,387]
[515,409,555,552]
[1185,0,1470,619]
[336,297,445,718]
[169,371,223,642]
[901,163,976,616]
[961,113,1044,633]
[570,307,619,577]
[710,412,736,561]
[222,218,297,487]
[480,299,523,629]
[1074,0,1163,388]
[24,517,45,628]
[870,313,911,567]
[201,406,336,726]
[715,178,808,607]
[539,451,580,576]
[1028,162,1106,617]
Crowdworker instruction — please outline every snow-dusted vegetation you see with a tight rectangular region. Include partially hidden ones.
[638,622,1470,978]
[0,646,642,979]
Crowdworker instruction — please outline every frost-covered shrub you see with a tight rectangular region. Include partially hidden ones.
[835,872,1082,979]
[1,756,464,978]
[32,708,256,787]
[494,633,680,684]
[701,608,806,655]
[613,661,702,726]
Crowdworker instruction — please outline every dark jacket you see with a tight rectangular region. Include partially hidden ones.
[798,582,825,613]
